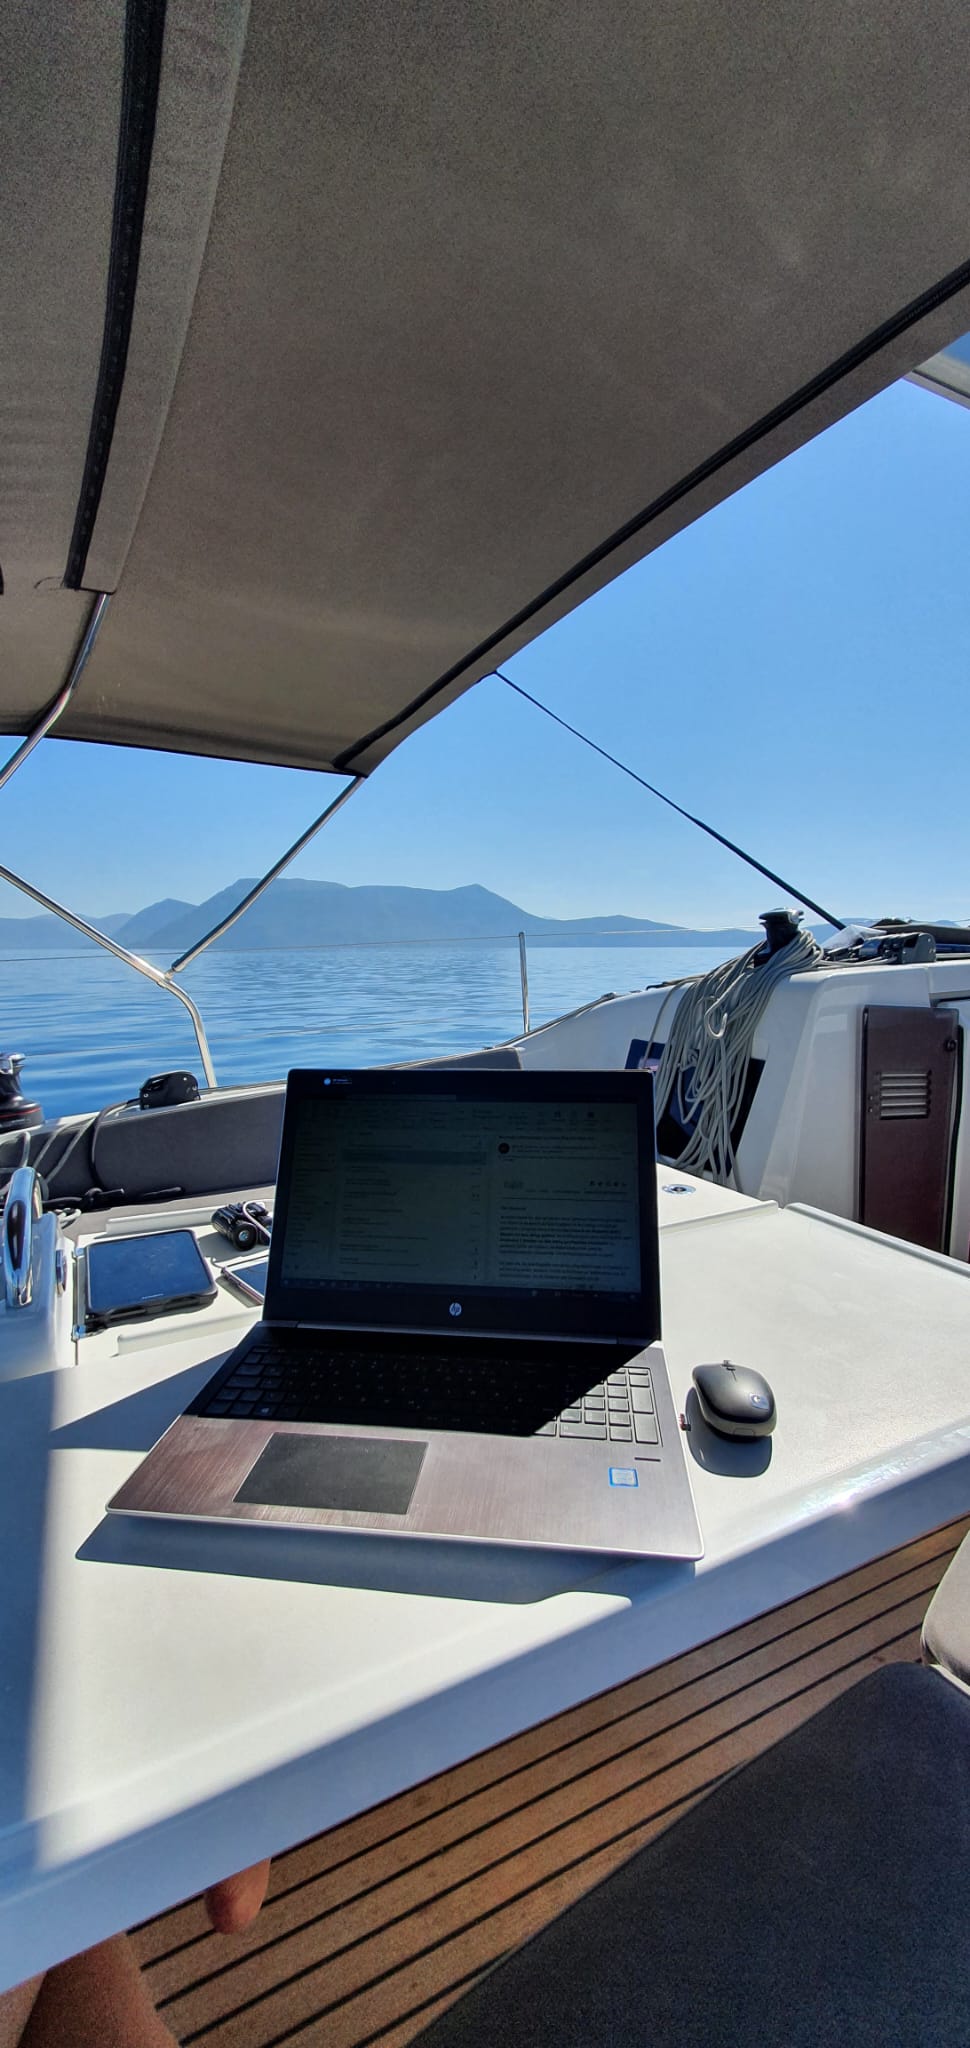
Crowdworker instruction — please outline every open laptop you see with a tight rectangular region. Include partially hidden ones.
[109,1068,702,1558]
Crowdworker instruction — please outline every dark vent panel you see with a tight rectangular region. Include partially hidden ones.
[860,1007,960,1251]
[878,1070,932,1119]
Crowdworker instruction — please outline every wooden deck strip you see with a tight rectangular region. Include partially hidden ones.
[133,1516,969,2048]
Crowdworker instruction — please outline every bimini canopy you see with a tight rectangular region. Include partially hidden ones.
[3,0,970,777]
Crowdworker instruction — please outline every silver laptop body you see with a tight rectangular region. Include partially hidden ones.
[109,1068,702,1559]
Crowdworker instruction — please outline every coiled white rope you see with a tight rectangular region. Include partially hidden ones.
[653,926,822,1186]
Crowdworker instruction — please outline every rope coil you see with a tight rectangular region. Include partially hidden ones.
[653,927,822,1185]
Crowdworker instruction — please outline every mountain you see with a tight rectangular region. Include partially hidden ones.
[107,879,760,953]
[0,910,133,949]
[1,883,950,958]
[0,876,785,953]
[110,898,196,947]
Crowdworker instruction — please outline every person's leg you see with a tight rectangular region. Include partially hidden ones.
[204,1859,272,1934]
[20,1937,175,2048]
[0,1977,43,2048]
[0,1862,272,2048]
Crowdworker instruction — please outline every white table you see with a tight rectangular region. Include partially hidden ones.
[3,1178,970,1989]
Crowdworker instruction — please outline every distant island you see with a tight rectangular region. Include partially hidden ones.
[0,877,824,954]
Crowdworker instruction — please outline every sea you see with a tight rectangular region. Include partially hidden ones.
[1,942,733,1120]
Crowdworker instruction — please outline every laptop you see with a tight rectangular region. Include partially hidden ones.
[109,1068,702,1559]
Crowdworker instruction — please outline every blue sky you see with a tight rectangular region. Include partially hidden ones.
[2,374,969,930]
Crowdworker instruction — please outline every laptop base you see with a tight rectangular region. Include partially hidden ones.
[109,1340,703,1559]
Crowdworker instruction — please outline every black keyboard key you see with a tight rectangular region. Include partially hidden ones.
[198,1341,626,1437]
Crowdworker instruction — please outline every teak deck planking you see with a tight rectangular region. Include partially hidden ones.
[132,1515,969,2047]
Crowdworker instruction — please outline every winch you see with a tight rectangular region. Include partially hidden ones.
[0,1052,42,1134]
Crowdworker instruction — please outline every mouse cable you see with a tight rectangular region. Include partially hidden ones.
[494,669,844,931]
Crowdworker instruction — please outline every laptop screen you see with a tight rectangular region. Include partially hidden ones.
[266,1069,660,1340]
[281,1094,640,1294]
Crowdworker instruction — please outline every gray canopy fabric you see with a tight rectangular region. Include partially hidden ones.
[3,1,970,776]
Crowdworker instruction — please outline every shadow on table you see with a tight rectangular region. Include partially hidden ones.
[78,1505,693,1605]
[682,1388,773,1477]
[0,1371,58,1866]
[52,1363,215,1452]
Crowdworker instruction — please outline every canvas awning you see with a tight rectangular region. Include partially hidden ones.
[3,0,970,776]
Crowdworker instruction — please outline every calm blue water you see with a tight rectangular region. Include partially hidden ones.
[0,943,732,1119]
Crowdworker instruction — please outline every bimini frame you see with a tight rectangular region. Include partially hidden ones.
[0,596,366,1087]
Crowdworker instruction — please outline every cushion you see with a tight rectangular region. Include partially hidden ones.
[414,1664,970,2047]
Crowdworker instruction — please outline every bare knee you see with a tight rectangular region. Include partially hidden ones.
[204,1859,272,1935]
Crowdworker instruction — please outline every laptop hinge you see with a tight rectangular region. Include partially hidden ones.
[275,1322,652,1345]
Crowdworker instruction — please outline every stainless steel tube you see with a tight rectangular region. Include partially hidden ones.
[518,930,530,1034]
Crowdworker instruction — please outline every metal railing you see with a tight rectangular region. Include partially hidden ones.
[0,596,373,1087]
[518,931,530,1033]
[0,860,219,1087]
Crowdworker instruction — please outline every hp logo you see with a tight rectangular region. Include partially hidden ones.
[449,1301,462,1317]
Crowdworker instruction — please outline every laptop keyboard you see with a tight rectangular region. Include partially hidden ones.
[537,1362,658,1446]
[194,1344,659,1446]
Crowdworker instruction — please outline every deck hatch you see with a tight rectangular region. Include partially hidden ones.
[860,1006,959,1250]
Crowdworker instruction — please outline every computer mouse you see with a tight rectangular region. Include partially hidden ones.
[691,1360,776,1438]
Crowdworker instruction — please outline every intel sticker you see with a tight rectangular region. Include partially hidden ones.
[609,1467,638,1488]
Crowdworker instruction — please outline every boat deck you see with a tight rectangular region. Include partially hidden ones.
[132,1512,968,2047]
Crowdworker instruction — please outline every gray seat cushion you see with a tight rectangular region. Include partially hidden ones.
[391,1046,523,1070]
[922,1531,970,1686]
[413,1664,970,2047]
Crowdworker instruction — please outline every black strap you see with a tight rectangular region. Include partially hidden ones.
[64,0,167,590]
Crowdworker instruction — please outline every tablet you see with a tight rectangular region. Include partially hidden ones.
[85,1230,217,1328]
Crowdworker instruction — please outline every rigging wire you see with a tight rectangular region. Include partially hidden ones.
[493,665,833,1183]
[494,670,844,930]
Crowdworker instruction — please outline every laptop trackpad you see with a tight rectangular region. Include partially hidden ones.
[235,1433,427,1516]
